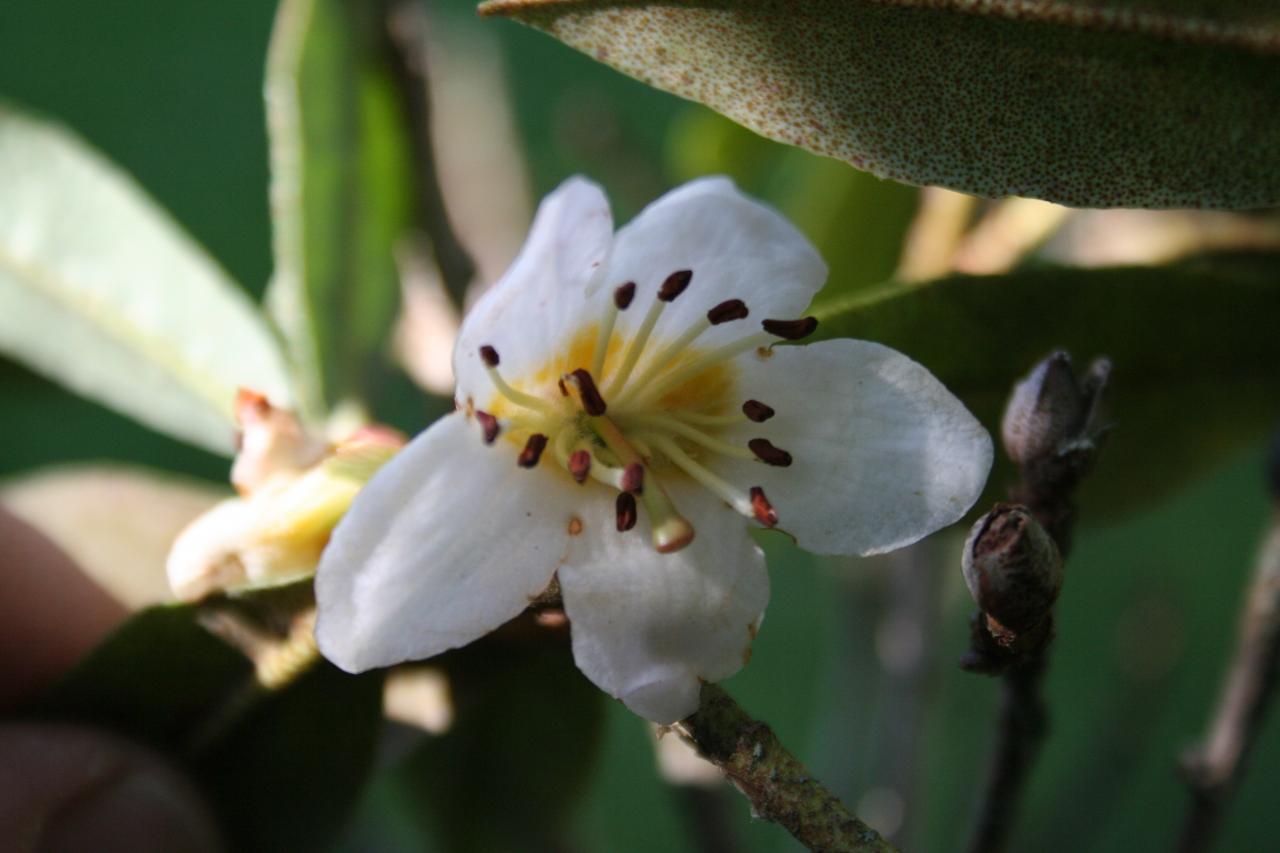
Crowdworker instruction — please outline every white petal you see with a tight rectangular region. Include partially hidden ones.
[716,340,993,556]
[453,176,613,403]
[315,413,581,672]
[558,479,769,723]
[604,177,827,354]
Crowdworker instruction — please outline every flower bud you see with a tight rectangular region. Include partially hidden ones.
[167,428,403,601]
[962,504,1063,633]
[231,389,328,495]
[1000,351,1109,466]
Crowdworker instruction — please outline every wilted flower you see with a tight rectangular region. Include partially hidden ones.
[166,392,402,601]
[315,177,992,722]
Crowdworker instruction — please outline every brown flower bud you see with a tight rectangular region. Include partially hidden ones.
[1000,351,1110,466]
[962,504,1063,633]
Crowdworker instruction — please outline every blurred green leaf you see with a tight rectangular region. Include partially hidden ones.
[0,104,294,455]
[395,638,605,853]
[813,257,1280,514]
[266,0,416,418]
[483,0,1280,209]
[29,599,384,853]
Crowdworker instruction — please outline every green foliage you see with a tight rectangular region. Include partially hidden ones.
[813,257,1280,513]
[28,600,384,853]
[266,0,417,419]
[0,105,293,456]
[483,0,1280,208]
[395,638,606,853]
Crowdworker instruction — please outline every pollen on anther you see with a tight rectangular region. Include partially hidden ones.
[657,269,693,302]
[518,433,548,468]
[568,449,592,484]
[570,368,608,416]
[750,487,778,527]
[707,299,749,325]
[762,317,819,340]
[475,410,500,444]
[616,492,638,531]
[621,462,645,494]
[614,281,636,310]
[479,344,500,367]
[749,438,793,467]
[743,400,775,422]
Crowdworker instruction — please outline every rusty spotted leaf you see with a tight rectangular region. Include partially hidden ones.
[481,0,1280,209]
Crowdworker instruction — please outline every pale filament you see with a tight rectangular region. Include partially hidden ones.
[639,433,756,519]
[602,297,665,397]
[620,413,756,461]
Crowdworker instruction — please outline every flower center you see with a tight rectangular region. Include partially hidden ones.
[470,271,815,553]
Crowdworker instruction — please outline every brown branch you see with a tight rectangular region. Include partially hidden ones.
[1178,506,1280,853]
[381,0,477,308]
[678,684,898,853]
[962,352,1110,853]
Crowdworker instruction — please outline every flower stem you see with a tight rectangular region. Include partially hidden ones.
[1177,479,1280,853]
[678,684,898,853]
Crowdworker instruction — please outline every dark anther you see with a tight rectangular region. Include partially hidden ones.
[621,462,645,494]
[518,433,548,468]
[569,450,592,484]
[479,345,500,367]
[616,492,638,531]
[658,269,693,302]
[750,487,778,527]
[614,281,637,310]
[749,438,793,467]
[707,299,749,325]
[570,368,608,416]
[761,317,818,340]
[742,400,775,422]
[476,411,500,444]
[558,378,568,397]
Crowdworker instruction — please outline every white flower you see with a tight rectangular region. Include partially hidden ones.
[314,177,992,723]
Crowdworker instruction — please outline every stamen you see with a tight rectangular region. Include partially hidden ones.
[567,368,608,416]
[518,433,548,468]
[657,269,693,302]
[644,434,755,519]
[624,413,755,460]
[707,299,749,325]
[605,295,666,396]
[480,344,500,367]
[568,449,592,484]
[614,281,636,310]
[592,282,636,378]
[743,400,775,422]
[628,331,773,409]
[475,411,500,444]
[762,317,818,340]
[621,462,645,494]
[484,357,554,414]
[669,410,748,427]
[616,492,638,531]
[749,438,793,467]
[750,486,779,527]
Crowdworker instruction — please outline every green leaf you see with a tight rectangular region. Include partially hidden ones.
[28,598,384,853]
[813,257,1280,514]
[266,0,416,418]
[0,104,294,455]
[482,0,1280,209]
[394,639,606,853]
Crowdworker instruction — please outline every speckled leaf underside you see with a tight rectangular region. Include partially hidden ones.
[481,0,1280,209]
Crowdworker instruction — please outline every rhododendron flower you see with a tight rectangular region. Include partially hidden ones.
[315,177,992,723]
